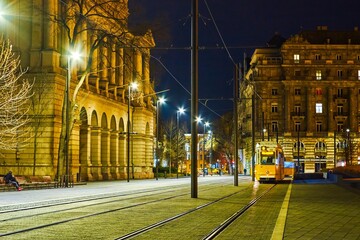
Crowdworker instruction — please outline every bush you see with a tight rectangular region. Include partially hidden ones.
[333,165,360,178]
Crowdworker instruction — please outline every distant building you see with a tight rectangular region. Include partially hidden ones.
[240,26,360,173]
[0,1,156,181]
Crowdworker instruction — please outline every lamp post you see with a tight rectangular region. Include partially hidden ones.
[64,49,80,187]
[346,128,350,165]
[198,120,209,177]
[155,96,165,180]
[127,82,138,182]
[176,107,185,178]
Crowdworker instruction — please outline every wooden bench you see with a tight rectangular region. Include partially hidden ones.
[0,175,58,191]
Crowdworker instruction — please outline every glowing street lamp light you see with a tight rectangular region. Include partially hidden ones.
[155,96,166,180]
[127,81,138,182]
[64,48,82,187]
[176,107,185,178]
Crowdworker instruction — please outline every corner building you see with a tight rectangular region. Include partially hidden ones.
[0,1,156,181]
[241,27,360,173]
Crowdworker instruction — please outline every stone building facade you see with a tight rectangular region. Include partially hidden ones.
[240,27,360,173]
[0,0,156,181]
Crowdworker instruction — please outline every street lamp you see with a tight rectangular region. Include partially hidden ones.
[176,107,185,178]
[155,96,166,180]
[127,82,138,182]
[64,49,81,187]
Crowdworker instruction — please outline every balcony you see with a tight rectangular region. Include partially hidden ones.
[333,95,348,103]
[291,112,306,120]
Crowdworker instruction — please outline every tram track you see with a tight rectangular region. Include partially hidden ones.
[0,180,234,238]
[115,183,277,240]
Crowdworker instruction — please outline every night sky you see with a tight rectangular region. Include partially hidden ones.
[128,0,360,124]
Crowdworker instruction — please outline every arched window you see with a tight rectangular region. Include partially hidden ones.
[315,142,326,150]
[293,142,305,150]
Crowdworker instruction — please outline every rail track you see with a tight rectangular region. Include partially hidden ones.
[0,179,235,238]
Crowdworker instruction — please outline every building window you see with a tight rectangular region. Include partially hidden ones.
[315,54,321,60]
[336,55,342,60]
[294,54,300,63]
[337,70,343,79]
[316,70,322,80]
[337,88,343,97]
[295,122,301,131]
[295,88,301,95]
[271,122,278,132]
[294,70,301,77]
[316,103,323,113]
[358,70,360,80]
[316,122,322,132]
[271,89,278,95]
[271,103,278,113]
[294,104,301,113]
[337,104,344,114]
[315,88,322,95]
[337,122,344,132]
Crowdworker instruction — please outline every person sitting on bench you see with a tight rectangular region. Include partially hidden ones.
[3,171,22,191]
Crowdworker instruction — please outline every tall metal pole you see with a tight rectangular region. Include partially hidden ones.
[156,100,160,180]
[334,131,336,168]
[203,124,206,177]
[191,0,199,198]
[251,94,255,181]
[127,85,131,182]
[234,64,239,186]
[65,56,71,187]
[176,111,179,179]
[297,129,300,173]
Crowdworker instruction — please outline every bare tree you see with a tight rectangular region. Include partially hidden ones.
[212,112,235,174]
[0,37,33,150]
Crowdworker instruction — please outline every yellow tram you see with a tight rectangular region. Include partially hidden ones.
[255,142,285,182]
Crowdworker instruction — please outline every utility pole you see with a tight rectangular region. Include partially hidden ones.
[191,0,199,198]
[234,63,239,186]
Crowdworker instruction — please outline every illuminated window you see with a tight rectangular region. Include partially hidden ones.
[315,142,326,149]
[358,70,360,80]
[271,103,278,113]
[295,88,301,95]
[294,54,300,63]
[316,122,322,132]
[316,70,322,80]
[315,88,322,95]
[316,103,323,113]
[271,122,278,132]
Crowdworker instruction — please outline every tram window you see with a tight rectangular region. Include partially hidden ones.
[261,156,275,164]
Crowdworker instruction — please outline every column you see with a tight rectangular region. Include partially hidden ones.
[79,125,93,181]
[90,127,102,180]
[101,129,111,180]
[110,130,120,179]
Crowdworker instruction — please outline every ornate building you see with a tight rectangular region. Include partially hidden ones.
[0,1,156,181]
[240,26,360,173]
